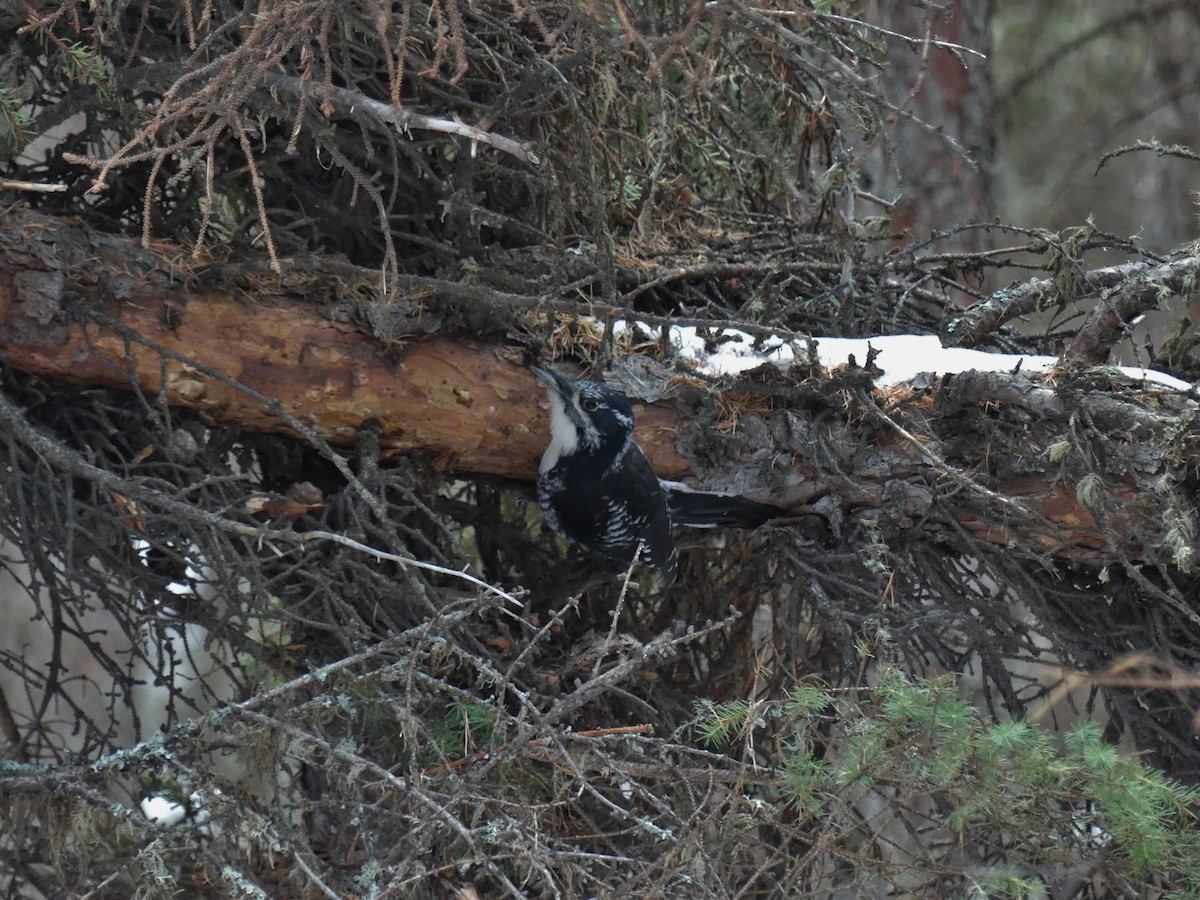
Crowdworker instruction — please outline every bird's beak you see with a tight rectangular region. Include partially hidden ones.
[532,366,571,399]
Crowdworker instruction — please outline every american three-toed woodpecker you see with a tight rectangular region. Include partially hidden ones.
[533,367,678,582]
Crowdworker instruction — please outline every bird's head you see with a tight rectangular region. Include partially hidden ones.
[533,367,635,472]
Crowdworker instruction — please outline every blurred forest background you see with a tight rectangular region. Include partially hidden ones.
[2,0,1200,897]
[993,1,1199,253]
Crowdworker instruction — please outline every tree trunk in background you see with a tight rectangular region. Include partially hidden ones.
[866,0,995,254]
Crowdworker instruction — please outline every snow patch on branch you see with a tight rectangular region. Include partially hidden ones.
[618,324,1194,392]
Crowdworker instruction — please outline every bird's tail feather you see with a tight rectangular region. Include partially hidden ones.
[662,481,781,529]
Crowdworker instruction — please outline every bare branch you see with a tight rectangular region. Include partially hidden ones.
[263,72,540,166]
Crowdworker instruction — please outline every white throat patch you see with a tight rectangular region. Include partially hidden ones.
[540,390,578,473]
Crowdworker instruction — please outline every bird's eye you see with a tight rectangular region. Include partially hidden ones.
[581,397,599,412]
